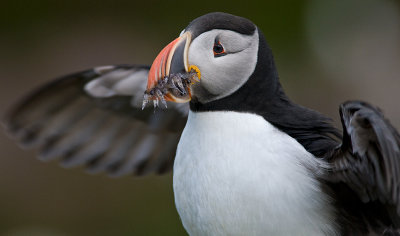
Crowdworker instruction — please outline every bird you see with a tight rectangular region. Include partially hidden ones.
[3,12,400,235]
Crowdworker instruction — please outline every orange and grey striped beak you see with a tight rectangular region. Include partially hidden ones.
[146,31,196,103]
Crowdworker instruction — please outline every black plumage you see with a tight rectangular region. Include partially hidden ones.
[185,12,256,39]
[325,101,400,235]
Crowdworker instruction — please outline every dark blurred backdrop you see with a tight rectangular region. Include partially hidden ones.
[1,0,399,235]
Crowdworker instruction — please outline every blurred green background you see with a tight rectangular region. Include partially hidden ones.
[0,0,399,235]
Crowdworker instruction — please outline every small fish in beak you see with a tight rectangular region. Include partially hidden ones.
[142,67,200,109]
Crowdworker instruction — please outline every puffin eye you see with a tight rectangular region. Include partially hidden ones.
[213,40,226,57]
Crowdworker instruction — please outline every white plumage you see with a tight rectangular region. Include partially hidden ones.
[174,111,338,236]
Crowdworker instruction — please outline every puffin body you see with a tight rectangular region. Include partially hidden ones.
[174,111,336,235]
[4,12,400,235]
[173,14,339,234]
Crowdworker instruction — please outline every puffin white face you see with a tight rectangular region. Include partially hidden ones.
[145,14,259,105]
[188,29,259,103]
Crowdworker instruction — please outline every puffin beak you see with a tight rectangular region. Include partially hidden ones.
[146,31,199,103]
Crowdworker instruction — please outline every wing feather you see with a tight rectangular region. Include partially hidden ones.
[3,64,188,176]
[326,101,400,231]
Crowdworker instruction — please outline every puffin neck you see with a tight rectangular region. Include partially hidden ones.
[189,28,340,157]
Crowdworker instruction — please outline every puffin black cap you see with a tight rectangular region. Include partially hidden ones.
[185,12,256,38]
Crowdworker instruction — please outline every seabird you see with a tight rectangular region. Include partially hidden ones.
[3,12,400,235]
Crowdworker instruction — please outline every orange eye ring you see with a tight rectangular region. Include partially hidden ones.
[213,41,226,57]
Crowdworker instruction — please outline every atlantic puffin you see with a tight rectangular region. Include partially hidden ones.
[4,12,400,235]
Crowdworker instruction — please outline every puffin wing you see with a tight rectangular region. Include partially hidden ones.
[3,65,188,177]
[327,101,400,221]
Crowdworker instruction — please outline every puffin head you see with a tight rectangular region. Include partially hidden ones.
[147,12,276,107]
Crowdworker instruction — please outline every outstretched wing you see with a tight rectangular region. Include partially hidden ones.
[326,101,400,229]
[3,65,188,177]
